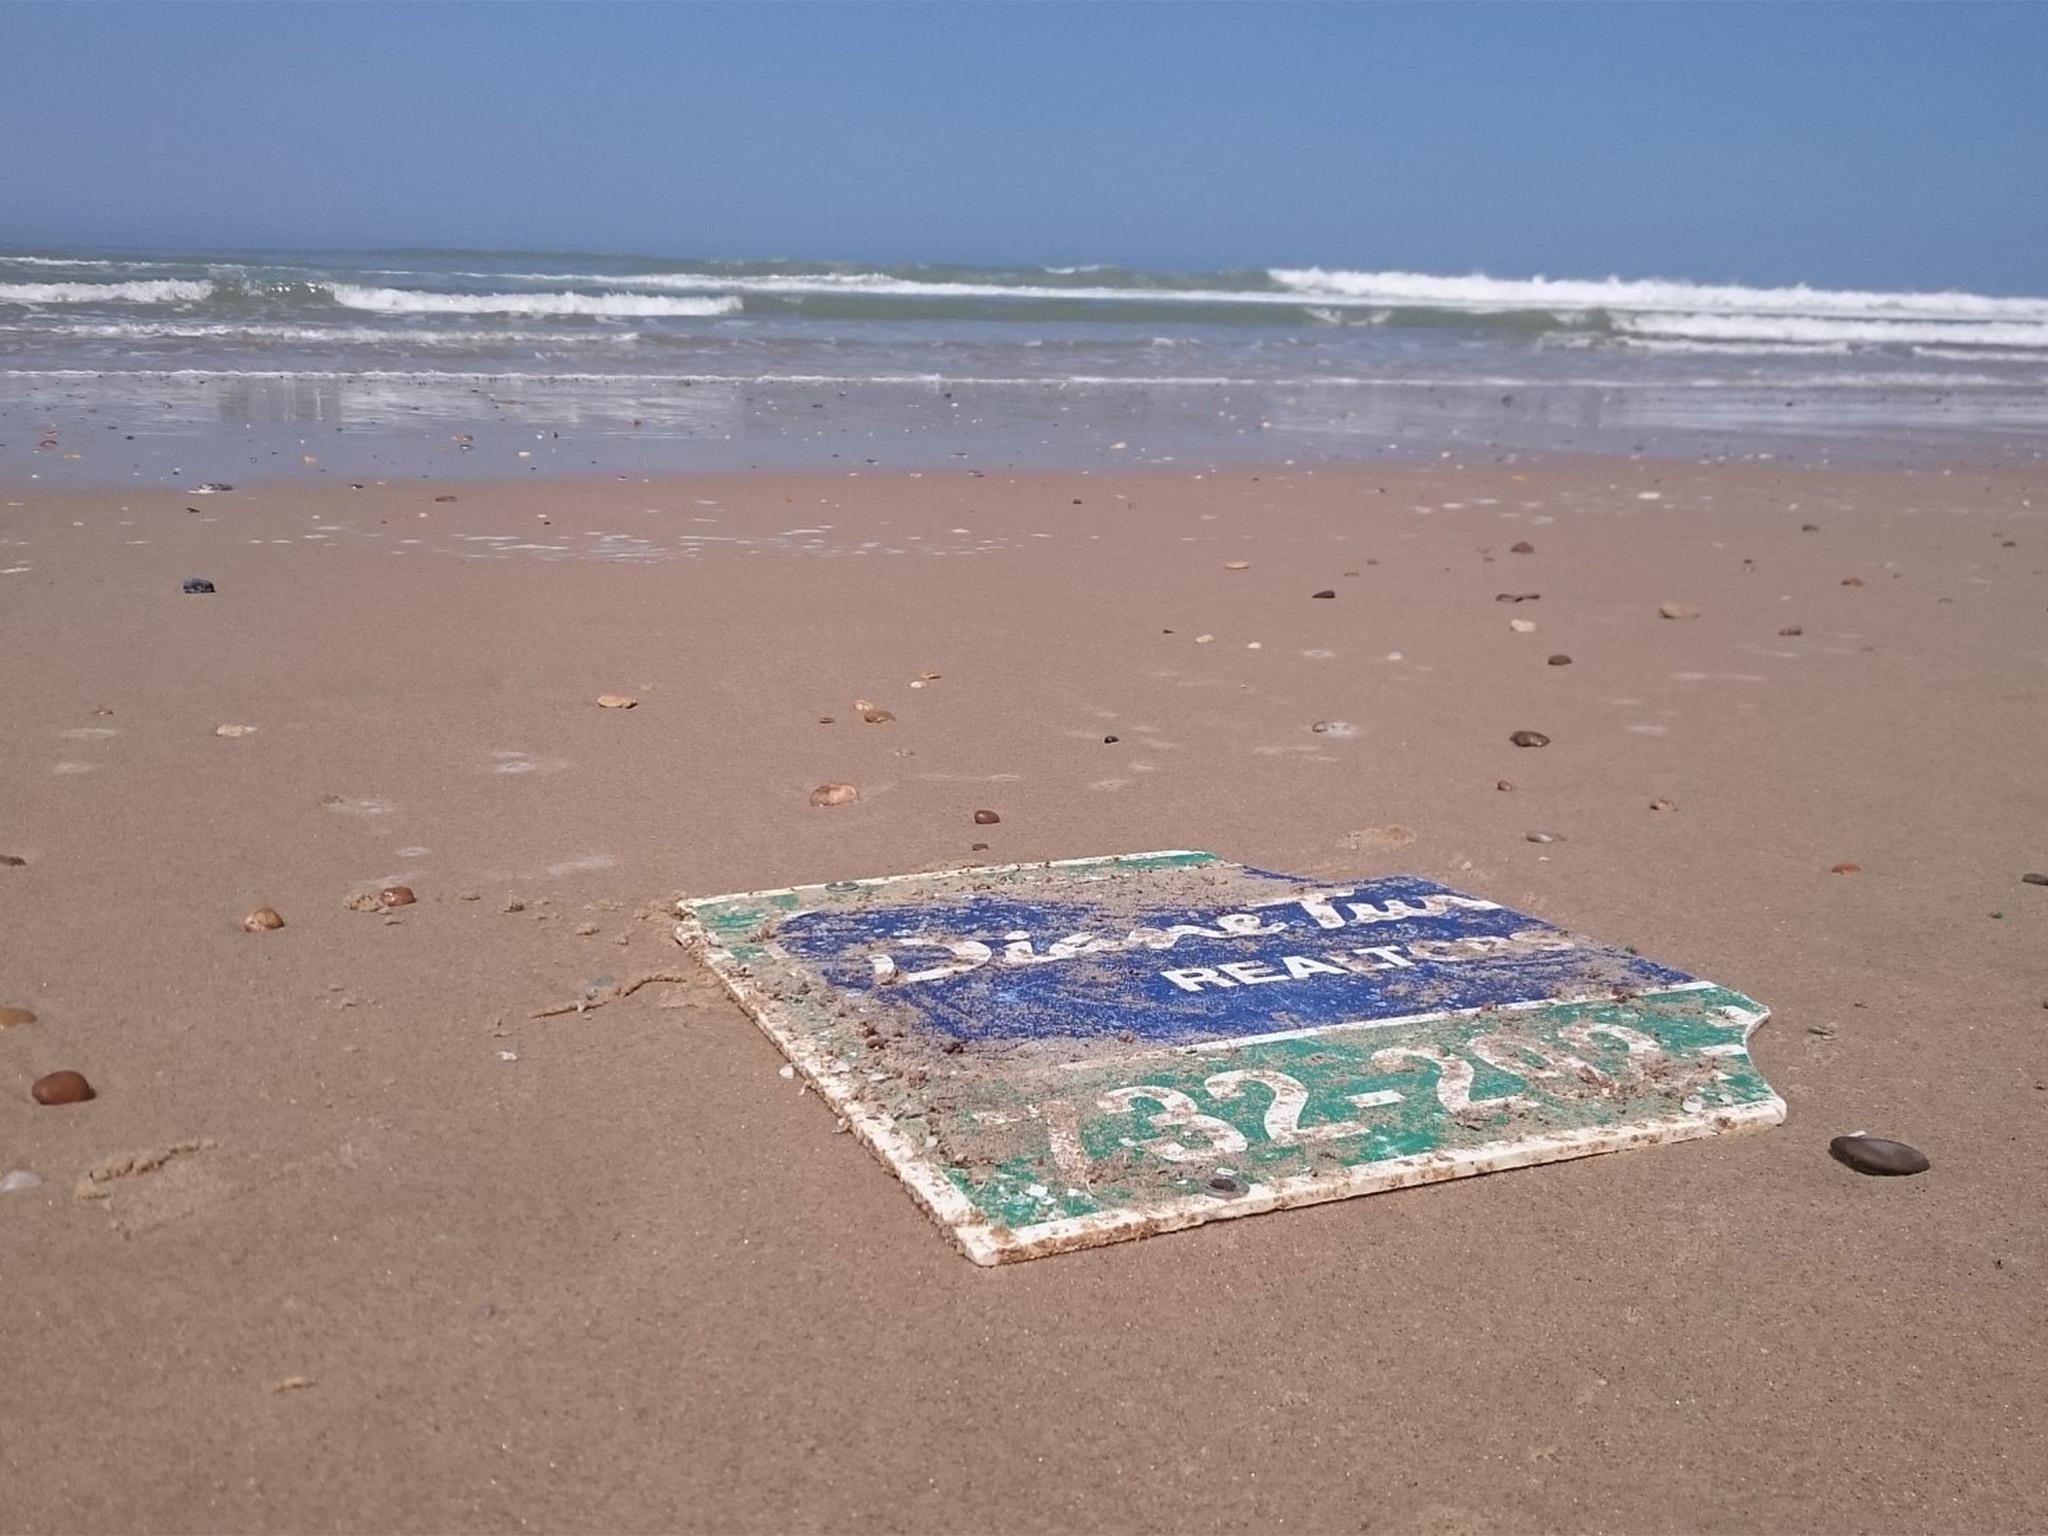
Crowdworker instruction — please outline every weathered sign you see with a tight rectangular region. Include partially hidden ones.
[677,851,1782,1264]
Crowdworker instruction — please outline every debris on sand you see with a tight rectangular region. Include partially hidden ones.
[1509,730,1550,748]
[596,694,638,709]
[1829,1134,1929,1176]
[32,1070,95,1105]
[242,905,286,932]
[810,783,858,808]
[1658,603,1699,620]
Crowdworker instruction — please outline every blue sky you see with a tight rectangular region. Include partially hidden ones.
[3,2,2043,292]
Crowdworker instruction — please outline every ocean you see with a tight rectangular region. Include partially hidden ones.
[5,246,2046,484]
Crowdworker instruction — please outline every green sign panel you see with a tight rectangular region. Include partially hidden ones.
[677,851,1783,1264]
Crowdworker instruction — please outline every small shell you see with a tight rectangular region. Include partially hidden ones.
[214,724,258,738]
[32,1070,94,1106]
[242,905,286,932]
[1224,561,1250,571]
[0,1006,36,1029]
[809,783,858,808]
[596,694,638,709]
[1829,1134,1929,1176]
[861,709,895,724]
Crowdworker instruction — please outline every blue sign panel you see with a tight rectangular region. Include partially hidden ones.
[771,870,1692,1047]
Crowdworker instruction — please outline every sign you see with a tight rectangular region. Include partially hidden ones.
[677,851,1783,1265]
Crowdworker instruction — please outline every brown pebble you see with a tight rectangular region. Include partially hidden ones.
[1311,720,1330,733]
[1829,1134,1929,1176]
[973,809,1001,825]
[1778,625,1804,636]
[1801,523,1819,532]
[0,1006,36,1029]
[817,716,835,724]
[1496,780,1513,791]
[1658,603,1699,620]
[810,783,858,808]
[242,905,285,932]
[596,694,638,709]
[1841,577,1864,587]
[1525,831,1560,845]
[1103,735,1119,744]
[0,854,26,866]
[1509,730,1550,748]
[434,494,457,503]
[380,885,416,907]
[971,842,989,852]
[1310,589,1336,600]
[1495,592,1540,603]
[1830,862,1861,875]
[1509,541,1534,554]
[2022,873,2048,886]
[861,709,896,724]
[32,1070,94,1106]
[1547,654,1572,666]
[1650,798,1676,812]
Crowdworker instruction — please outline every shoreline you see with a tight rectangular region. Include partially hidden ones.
[4,455,2045,1531]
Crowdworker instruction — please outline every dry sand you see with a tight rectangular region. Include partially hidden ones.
[2,460,2044,1533]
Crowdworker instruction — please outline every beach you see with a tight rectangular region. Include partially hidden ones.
[3,456,2044,1531]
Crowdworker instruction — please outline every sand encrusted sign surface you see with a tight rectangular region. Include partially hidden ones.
[677,851,1783,1264]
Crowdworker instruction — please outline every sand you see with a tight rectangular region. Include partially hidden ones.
[2,459,2044,1533]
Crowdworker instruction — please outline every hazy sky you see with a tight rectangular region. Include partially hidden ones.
[4,2,2043,291]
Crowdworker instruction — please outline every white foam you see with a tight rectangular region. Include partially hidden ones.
[1269,267,2048,323]
[1617,312,2048,348]
[329,285,740,318]
[0,279,213,305]
[21,320,642,346]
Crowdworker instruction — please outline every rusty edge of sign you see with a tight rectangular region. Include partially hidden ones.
[673,852,1786,1267]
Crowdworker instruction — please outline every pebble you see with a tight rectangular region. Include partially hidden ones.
[0,1169,43,1194]
[1509,541,1535,554]
[1509,730,1550,748]
[1526,831,1560,844]
[0,854,24,866]
[2022,873,2048,887]
[214,723,257,737]
[380,885,416,907]
[242,905,286,931]
[1829,1134,1930,1177]
[0,1006,35,1029]
[1195,634,1214,644]
[861,709,896,724]
[1841,577,1864,587]
[1496,780,1513,791]
[596,694,638,709]
[1224,560,1250,570]
[973,809,1001,825]
[1658,603,1699,620]
[502,897,526,913]
[1801,522,1819,532]
[1830,862,1861,875]
[1650,797,1676,811]
[1508,618,1536,633]
[1778,625,1804,637]
[1495,592,1540,603]
[810,783,858,808]
[32,1070,94,1106]
[1547,654,1572,666]
[1103,735,1119,744]
[1311,589,1336,600]
[573,922,600,937]
[434,494,457,503]
[182,578,216,595]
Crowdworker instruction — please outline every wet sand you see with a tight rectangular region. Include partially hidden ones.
[2,460,2045,1532]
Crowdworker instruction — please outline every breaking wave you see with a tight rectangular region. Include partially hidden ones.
[328,285,740,318]
[0,279,214,305]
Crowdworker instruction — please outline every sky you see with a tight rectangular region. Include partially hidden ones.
[2,2,2044,293]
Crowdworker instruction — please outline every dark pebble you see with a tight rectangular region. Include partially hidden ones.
[1509,730,1550,748]
[1829,1134,1929,1176]
[1103,735,1119,744]
[1495,592,1540,603]
[1205,1174,1249,1197]
[973,809,1001,825]
[182,578,216,595]
[32,1070,95,1106]
[379,885,417,907]
[0,854,25,867]
[1547,654,1572,666]
[1311,589,1336,600]
[1509,541,1535,554]
[2022,873,2048,886]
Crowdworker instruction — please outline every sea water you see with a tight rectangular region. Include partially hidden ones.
[4,246,2045,484]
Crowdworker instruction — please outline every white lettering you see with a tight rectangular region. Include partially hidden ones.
[1219,960,1288,985]
[1161,966,1236,993]
[1282,955,1348,980]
